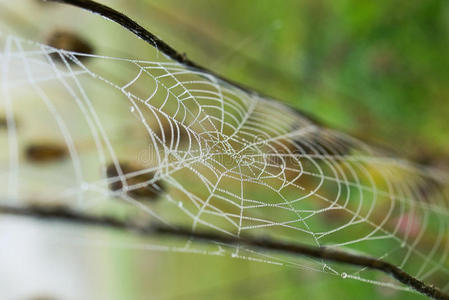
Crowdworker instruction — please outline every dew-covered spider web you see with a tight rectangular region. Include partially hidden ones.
[1,32,449,294]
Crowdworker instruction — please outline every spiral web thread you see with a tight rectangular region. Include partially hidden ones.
[1,33,449,293]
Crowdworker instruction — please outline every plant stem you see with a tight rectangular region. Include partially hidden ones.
[0,204,447,300]
[43,0,324,125]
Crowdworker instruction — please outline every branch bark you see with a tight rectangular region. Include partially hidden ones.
[0,204,447,300]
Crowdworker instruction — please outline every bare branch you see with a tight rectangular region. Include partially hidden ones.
[0,204,447,300]
[43,0,324,125]
[43,0,252,94]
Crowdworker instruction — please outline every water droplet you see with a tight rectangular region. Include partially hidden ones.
[341,272,348,279]
[130,106,135,113]
[178,201,183,208]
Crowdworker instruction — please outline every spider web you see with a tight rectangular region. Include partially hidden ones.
[1,32,449,294]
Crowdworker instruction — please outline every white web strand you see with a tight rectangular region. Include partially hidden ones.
[1,33,449,293]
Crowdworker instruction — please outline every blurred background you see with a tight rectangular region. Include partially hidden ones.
[0,0,449,299]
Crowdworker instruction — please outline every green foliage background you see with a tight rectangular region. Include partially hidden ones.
[2,0,449,299]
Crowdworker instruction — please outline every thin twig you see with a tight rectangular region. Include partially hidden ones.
[43,0,324,125]
[43,0,252,94]
[0,204,447,300]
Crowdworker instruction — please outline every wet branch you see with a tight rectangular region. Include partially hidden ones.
[0,204,447,300]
